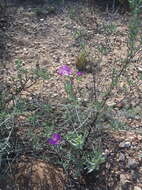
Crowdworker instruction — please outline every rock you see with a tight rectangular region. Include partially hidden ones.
[102,149,110,157]
[131,170,138,181]
[7,42,12,47]
[119,153,125,162]
[106,100,116,107]
[119,141,131,148]
[137,67,142,72]
[137,135,142,141]
[119,174,132,190]
[127,158,138,169]
[116,101,125,109]
[134,186,141,190]
[106,162,111,169]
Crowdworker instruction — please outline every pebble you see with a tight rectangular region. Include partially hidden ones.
[137,67,142,72]
[120,174,131,189]
[131,170,138,181]
[134,186,142,190]
[119,153,125,162]
[119,141,131,148]
[127,158,138,169]
[106,162,111,169]
[104,149,110,156]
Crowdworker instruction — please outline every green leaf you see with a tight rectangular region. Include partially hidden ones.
[15,59,23,70]
[34,68,50,80]
[66,132,85,149]
[139,73,142,80]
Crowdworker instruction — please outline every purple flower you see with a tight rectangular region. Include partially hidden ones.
[48,133,61,145]
[57,65,72,76]
[77,71,84,76]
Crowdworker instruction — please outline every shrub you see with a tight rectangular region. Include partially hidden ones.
[0,60,50,178]
[46,0,142,180]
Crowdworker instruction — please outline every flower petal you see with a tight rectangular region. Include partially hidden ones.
[77,71,84,76]
[48,138,56,145]
[48,133,61,145]
[57,65,72,76]
[52,133,61,141]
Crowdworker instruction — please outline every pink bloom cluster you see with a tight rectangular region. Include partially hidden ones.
[57,65,84,76]
[48,133,61,145]
[57,65,73,76]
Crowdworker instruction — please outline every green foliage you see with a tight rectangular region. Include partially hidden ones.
[125,106,142,119]
[33,68,50,80]
[128,1,142,57]
[0,59,51,178]
[73,29,88,41]
[32,6,56,17]
[128,0,142,9]
[101,23,117,35]
[118,0,142,9]
[64,79,76,102]
[97,44,111,55]
[66,132,85,150]
[29,0,45,5]
[85,149,105,173]
[68,7,77,20]
[42,122,55,138]
[139,73,142,80]
[75,50,88,72]
[109,119,126,130]
[63,131,105,175]
[46,0,142,178]
[0,0,8,16]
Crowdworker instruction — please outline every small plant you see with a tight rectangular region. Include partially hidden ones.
[32,6,56,17]
[75,51,88,72]
[30,0,45,4]
[45,64,105,177]
[0,59,50,180]
[0,0,8,16]
[101,23,117,35]
[97,43,111,55]
[73,29,88,40]
[75,50,100,74]
[46,0,142,182]
[68,7,77,20]
[85,149,105,173]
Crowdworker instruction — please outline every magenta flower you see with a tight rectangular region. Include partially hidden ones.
[48,133,61,145]
[77,71,84,76]
[57,65,72,76]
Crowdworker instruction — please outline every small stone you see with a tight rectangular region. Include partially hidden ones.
[119,141,131,148]
[116,101,125,109]
[137,135,142,141]
[134,186,141,190]
[120,174,131,189]
[127,159,138,169]
[106,101,116,107]
[7,42,12,47]
[131,170,138,181]
[119,153,125,162]
[106,162,111,169]
[137,67,142,72]
[104,149,110,156]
